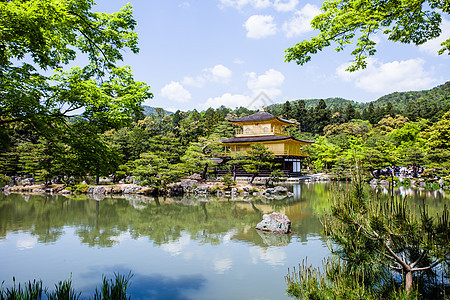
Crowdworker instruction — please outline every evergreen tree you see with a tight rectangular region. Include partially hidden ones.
[241,144,276,184]
[295,100,309,132]
[286,166,450,298]
[282,101,294,119]
[345,104,357,122]
[312,99,332,134]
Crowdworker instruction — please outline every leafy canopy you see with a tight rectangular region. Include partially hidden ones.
[0,0,152,132]
[285,0,450,71]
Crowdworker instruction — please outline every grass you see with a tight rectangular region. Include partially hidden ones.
[0,273,132,300]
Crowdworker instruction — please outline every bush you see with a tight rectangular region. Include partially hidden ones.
[0,174,11,187]
[221,173,235,190]
[66,184,90,193]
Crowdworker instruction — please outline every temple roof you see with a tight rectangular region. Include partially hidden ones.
[220,135,314,144]
[228,111,296,124]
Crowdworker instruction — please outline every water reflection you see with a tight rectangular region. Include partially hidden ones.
[0,186,328,249]
[3,183,445,299]
[80,265,206,300]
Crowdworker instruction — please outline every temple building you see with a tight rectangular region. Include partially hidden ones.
[220,110,314,176]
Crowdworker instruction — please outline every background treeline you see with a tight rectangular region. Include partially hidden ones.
[268,81,450,135]
[0,105,253,189]
[1,82,450,187]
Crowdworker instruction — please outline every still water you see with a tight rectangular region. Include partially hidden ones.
[0,183,447,299]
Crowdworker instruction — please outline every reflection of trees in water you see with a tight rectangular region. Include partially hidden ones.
[6,183,441,248]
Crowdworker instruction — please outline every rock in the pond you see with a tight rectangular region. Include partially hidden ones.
[255,213,291,234]
[273,186,288,194]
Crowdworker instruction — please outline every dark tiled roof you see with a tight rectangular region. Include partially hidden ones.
[228,111,296,124]
[220,135,314,143]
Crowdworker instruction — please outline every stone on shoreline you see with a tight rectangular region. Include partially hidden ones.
[123,186,141,194]
[86,186,106,194]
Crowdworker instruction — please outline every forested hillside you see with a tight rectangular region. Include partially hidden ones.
[269,81,450,123]
[142,106,173,116]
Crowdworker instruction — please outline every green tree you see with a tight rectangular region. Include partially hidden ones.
[309,136,340,170]
[282,101,294,119]
[287,168,450,298]
[241,144,276,184]
[226,151,247,181]
[312,100,332,134]
[131,153,181,190]
[285,0,450,71]
[0,0,151,143]
[181,138,221,180]
[64,122,120,184]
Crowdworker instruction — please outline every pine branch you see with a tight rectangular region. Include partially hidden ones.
[411,250,427,268]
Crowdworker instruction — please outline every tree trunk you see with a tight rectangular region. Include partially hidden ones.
[202,163,208,180]
[405,270,413,292]
[249,173,257,184]
[232,165,236,181]
[95,174,100,185]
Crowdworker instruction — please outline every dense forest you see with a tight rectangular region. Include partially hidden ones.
[1,81,450,189]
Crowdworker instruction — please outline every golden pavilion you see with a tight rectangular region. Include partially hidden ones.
[220,110,314,176]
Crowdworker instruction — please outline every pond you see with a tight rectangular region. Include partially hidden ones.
[0,183,447,299]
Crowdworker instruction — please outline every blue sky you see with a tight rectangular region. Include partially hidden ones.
[95,0,450,112]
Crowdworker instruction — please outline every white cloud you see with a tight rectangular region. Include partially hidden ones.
[200,68,285,110]
[219,0,271,10]
[247,68,285,97]
[336,58,437,94]
[282,4,321,37]
[178,2,190,8]
[244,15,277,39]
[214,258,233,274]
[160,81,191,103]
[183,64,232,87]
[17,236,37,250]
[161,234,191,256]
[273,0,298,12]
[249,246,287,266]
[419,18,450,56]
[182,76,206,88]
[219,0,250,10]
[205,64,233,83]
[201,93,252,109]
[233,58,245,64]
[252,0,272,9]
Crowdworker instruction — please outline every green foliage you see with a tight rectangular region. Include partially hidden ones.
[0,0,151,184]
[181,137,221,180]
[221,173,236,189]
[287,164,449,298]
[130,152,181,189]
[270,169,285,183]
[285,0,449,71]
[0,0,151,131]
[286,258,377,300]
[47,278,80,300]
[0,278,43,300]
[67,184,90,194]
[0,274,131,300]
[240,144,276,184]
[328,170,448,295]
[94,273,132,300]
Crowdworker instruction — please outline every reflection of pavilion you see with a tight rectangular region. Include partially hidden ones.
[220,110,314,177]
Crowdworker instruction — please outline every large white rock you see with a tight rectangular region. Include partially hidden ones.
[255,213,291,234]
